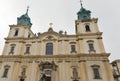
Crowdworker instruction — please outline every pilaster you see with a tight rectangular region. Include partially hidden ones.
[103,61,114,81]
[79,61,88,81]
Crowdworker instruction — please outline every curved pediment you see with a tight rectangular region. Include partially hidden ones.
[38,28,61,41]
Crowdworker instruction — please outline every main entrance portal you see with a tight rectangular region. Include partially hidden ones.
[39,61,57,81]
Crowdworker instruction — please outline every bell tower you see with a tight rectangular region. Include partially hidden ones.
[75,0,100,35]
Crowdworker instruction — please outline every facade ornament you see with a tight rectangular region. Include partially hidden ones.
[39,61,58,71]
[71,67,80,80]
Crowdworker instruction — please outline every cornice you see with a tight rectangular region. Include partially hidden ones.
[75,18,98,23]
[111,59,120,63]
[0,53,110,62]
[77,32,102,36]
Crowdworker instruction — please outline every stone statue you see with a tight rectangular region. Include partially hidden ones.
[73,68,78,79]
[40,73,46,81]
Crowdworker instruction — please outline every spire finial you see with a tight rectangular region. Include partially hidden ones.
[49,22,53,28]
[26,6,29,14]
[80,0,83,7]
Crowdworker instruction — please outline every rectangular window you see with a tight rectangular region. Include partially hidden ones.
[25,47,30,54]
[93,68,100,79]
[3,68,9,77]
[14,29,19,36]
[9,47,15,54]
[89,44,94,51]
[46,43,53,55]
[71,45,76,53]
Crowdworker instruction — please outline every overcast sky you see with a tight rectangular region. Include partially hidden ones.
[0,0,120,62]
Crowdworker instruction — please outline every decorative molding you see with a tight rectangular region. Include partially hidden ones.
[5,42,9,44]
[97,37,102,39]
[0,54,110,63]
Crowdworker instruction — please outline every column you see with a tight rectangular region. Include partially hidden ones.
[62,60,66,81]
[78,39,84,53]
[80,61,88,81]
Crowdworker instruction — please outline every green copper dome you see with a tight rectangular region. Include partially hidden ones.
[77,6,91,21]
[17,9,32,28]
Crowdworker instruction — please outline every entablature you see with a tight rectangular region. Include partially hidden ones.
[0,53,110,63]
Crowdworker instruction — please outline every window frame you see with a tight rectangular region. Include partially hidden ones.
[9,44,16,54]
[25,47,30,54]
[2,65,10,78]
[85,25,91,32]
[91,65,101,79]
[46,43,53,55]
[87,40,96,53]
[71,45,76,53]
[14,29,19,36]
[89,43,94,51]
[24,44,31,54]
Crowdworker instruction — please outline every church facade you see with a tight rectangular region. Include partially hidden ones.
[0,3,118,81]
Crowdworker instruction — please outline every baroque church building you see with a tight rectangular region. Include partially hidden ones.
[0,3,119,81]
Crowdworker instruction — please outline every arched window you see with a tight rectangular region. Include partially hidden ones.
[85,25,90,32]
[28,34,31,38]
[14,29,19,36]
[46,43,53,55]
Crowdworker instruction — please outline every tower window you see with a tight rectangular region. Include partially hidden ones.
[28,34,31,38]
[93,68,100,79]
[14,29,19,36]
[91,65,101,79]
[71,45,76,53]
[9,46,15,54]
[46,43,53,55]
[85,25,91,32]
[87,40,96,53]
[89,44,94,51]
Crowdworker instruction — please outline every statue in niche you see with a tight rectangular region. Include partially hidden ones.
[21,68,26,76]
[73,68,78,79]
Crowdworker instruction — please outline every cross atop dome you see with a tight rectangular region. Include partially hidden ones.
[80,0,83,7]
